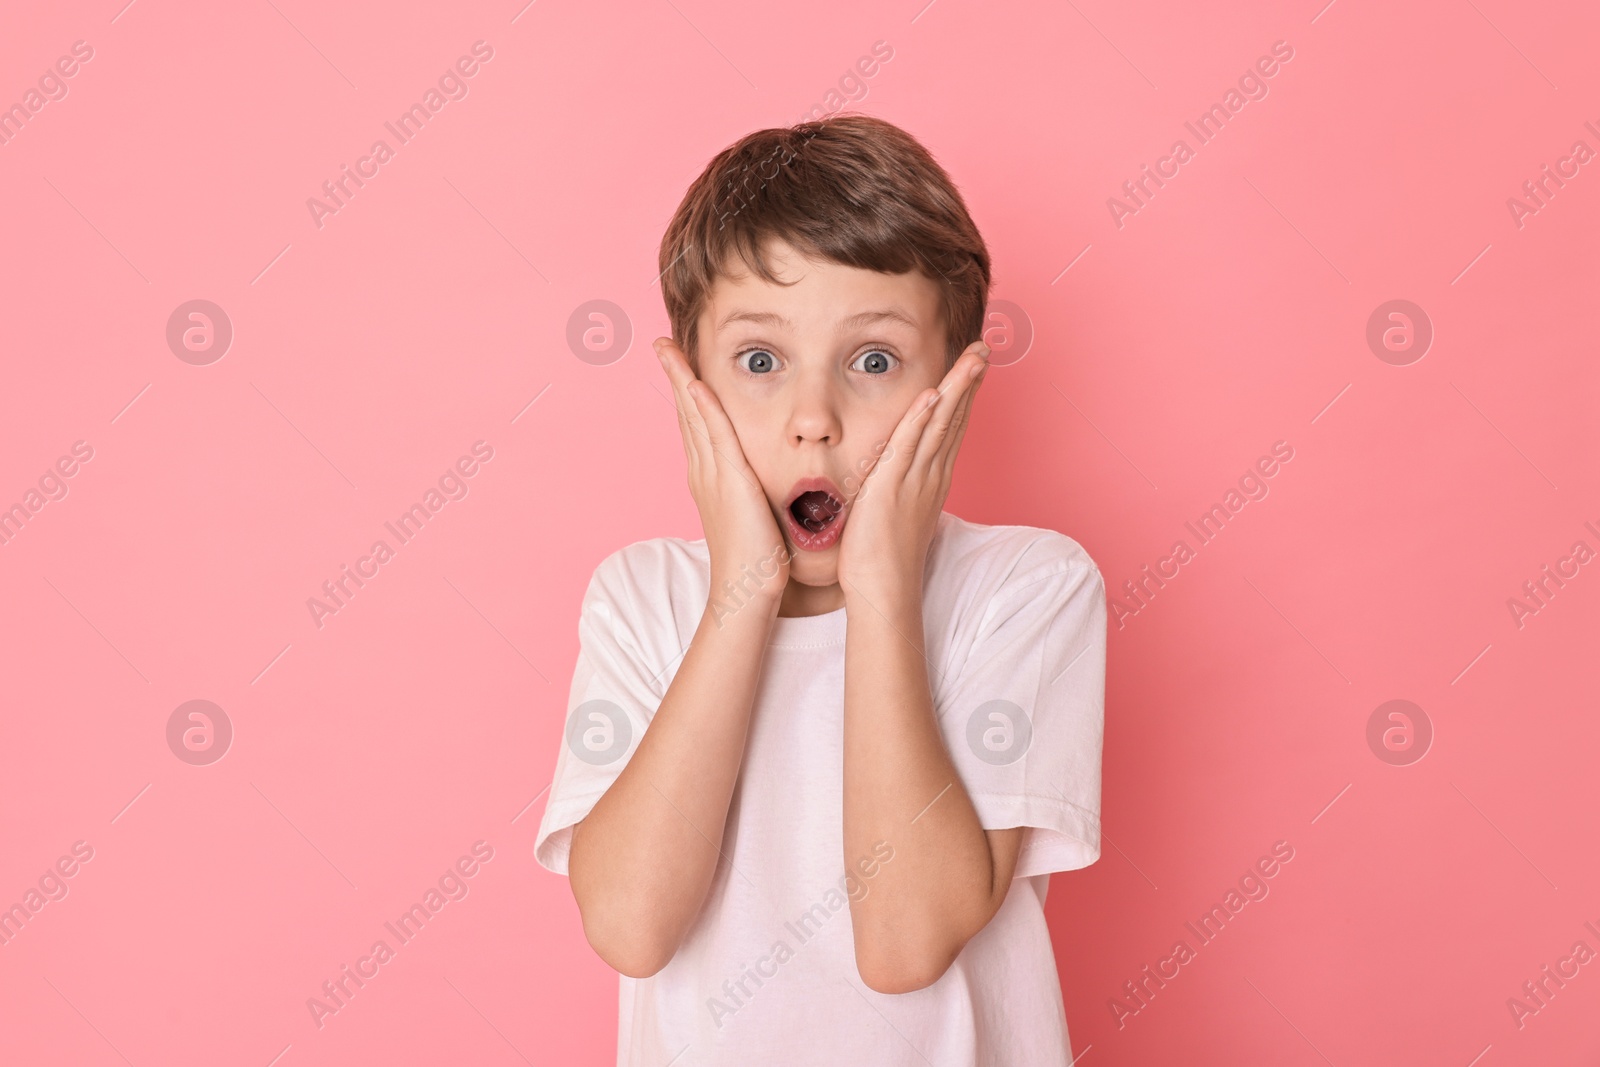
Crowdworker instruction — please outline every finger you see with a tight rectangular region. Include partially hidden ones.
[685,379,761,492]
[655,337,711,469]
[879,384,942,486]
[913,343,988,472]
[940,362,984,484]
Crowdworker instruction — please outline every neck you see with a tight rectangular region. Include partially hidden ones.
[778,578,845,617]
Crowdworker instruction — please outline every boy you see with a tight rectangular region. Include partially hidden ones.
[535,114,1107,1064]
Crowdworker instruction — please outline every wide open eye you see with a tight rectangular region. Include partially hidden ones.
[851,349,898,375]
[737,347,778,374]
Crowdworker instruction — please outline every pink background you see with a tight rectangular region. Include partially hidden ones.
[2,0,1597,1063]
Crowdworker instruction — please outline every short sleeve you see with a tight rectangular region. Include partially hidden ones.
[937,540,1106,880]
[533,551,674,876]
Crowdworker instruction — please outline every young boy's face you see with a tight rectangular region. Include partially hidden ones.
[694,237,951,596]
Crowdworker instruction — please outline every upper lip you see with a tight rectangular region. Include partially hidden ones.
[784,475,845,511]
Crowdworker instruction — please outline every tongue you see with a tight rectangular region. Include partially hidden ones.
[792,490,842,532]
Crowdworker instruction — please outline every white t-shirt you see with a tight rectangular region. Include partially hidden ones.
[535,510,1106,1065]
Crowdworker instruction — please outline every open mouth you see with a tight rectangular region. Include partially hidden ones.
[790,490,844,533]
[783,480,847,551]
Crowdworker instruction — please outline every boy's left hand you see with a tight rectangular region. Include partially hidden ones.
[836,341,990,606]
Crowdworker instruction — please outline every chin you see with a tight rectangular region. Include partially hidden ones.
[788,556,839,588]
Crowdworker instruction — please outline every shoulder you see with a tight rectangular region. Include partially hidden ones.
[928,511,1103,605]
[581,534,710,631]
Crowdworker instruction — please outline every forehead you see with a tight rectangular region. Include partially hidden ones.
[703,240,942,338]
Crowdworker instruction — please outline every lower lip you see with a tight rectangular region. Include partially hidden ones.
[783,502,847,551]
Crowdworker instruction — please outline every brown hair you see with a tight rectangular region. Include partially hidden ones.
[657,113,992,373]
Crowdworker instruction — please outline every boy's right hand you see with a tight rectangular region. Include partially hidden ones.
[654,336,789,613]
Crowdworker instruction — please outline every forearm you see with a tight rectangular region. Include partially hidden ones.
[569,591,778,976]
[841,582,998,992]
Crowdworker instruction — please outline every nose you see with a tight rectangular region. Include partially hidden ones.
[785,362,842,446]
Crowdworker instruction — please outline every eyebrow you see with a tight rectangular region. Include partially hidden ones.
[715,307,921,333]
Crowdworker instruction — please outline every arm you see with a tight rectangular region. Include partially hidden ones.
[842,581,1026,994]
[568,335,790,977]
[568,586,778,978]
[835,338,1016,993]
